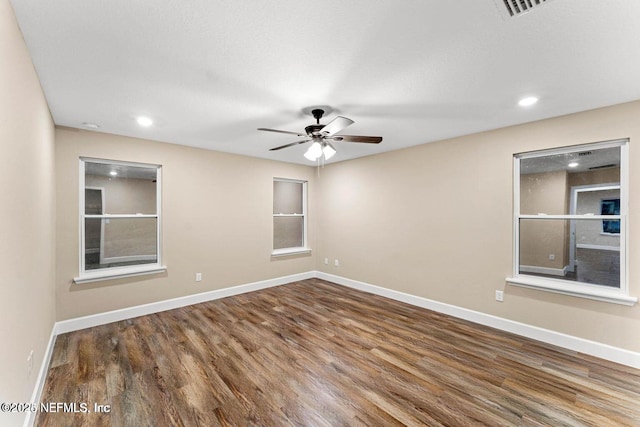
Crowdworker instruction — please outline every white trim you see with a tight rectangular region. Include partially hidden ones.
[513,139,630,298]
[25,271,640,424]
[317,272,640,368]
[33,267,638,423]
[73,265,167,284]
[514,138,629,159]
[576,244,620,251]
[506,275,636,306]
[79,159,85,272]
[79,158,163,282]
[24,271,640,427]
[271,247,312,257]
[60,272,315,333]
[23,326,57,427]
[513,155,520,277]
[620,141,629,295]
[273,177,308,253]
[519,265,567,277]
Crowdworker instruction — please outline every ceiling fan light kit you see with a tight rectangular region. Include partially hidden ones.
[304,141,323,161]
[322,143,336,160]
[259,108,382,162]
[303,141,336,162]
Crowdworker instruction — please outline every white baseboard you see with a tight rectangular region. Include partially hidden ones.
[50,269,639,373]
[23,327,57,427]
[316,271,640,369]
[29,269,638,427]
[56,271,314,334]
[24,269,640,427]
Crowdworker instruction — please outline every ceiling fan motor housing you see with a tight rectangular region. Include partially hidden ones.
[305,124,325,136]
[259,106,382,151]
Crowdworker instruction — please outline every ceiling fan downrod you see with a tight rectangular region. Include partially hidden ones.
[311,109,324,124]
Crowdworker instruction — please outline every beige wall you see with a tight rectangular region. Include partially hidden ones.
[317,100,640,353]
[568,167,620,188]
[0,1,56,425]
[55,128,316,320]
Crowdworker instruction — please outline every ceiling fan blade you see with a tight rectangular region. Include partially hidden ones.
[331,135,383,144]
[258,128,307,137]
[320,116,354,137]
[269,139,310,151]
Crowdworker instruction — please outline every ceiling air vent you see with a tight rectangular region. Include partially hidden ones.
[588,164,617,170]
[497,0,551,17]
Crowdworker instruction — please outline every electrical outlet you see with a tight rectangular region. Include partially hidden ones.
[195,273,202,282]
[549,254,555,261]
[495,290,504,302]
[27,350,34,377]
[334,259,340,267]
[324,257,329,265]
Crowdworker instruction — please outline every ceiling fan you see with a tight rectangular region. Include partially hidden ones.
[258,109,382,161]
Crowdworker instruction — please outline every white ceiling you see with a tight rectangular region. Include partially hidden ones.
[9,0,640,165]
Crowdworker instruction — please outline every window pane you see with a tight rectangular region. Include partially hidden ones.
[520,146,620,215]
[85,162,157,214]
[519,218,620,288]
[85,189,103,215]
[274,216,303,249]
[601,199,620,234]
[273,181,303,214]
[84,217,157,271]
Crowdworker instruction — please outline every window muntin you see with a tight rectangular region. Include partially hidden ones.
[273,178,308,254]
[510,139,634,304]
[77,158,162,282]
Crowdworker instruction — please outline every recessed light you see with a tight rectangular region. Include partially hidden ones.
[568,162,579,168]
[518,96,539,107]
[82,122,100,129]
[136,116,153,127]
[110,170,118,176]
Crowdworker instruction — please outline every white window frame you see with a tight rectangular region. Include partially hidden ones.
[272,178,311,257]
[507,139,636,306]
[74,157,166,284]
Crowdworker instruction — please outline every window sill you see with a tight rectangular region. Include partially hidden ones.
[74,265,167,284]
[506,275,637,306]
[271,247,312,257]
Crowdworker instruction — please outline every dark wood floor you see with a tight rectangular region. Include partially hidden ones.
[36,279,640,426]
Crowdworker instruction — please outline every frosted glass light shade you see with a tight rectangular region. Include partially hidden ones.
[322,143,336,160]
[304,142,322,161]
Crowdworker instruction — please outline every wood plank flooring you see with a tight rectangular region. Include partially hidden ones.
[35,279,640,426]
